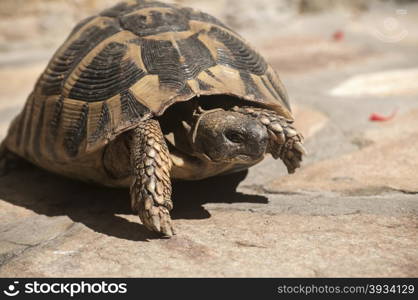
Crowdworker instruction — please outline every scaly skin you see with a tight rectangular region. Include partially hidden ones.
[231,106,306,174]
[130,119,175,236]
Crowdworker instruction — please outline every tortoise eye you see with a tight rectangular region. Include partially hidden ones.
[225,131,245,143]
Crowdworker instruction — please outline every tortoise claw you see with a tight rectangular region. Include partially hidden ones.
[137,197,175,237]
[282,146,302,174]
[144,205,175,237]
[294,141,308,156]
[269,121,305,174]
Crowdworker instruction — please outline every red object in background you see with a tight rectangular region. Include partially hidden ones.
[369,109,398,122]
[332,30,344,41]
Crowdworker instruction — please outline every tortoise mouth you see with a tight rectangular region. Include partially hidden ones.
[166,137,264,164]
[166,137,265,180]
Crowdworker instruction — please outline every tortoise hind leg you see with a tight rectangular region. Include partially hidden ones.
[0,142,25,176]
[0,143,7,176]
[130,119,175,237]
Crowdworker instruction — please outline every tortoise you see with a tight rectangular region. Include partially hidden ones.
[0,0,306,236]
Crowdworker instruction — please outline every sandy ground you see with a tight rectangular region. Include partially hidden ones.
[0,3,417,277]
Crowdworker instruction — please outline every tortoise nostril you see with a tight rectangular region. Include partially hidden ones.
[246,121,269,142]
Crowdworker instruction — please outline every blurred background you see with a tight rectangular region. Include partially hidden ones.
[0,0,417,277]
[1,0,418,139]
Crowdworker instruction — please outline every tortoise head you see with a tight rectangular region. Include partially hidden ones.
[190,109,269,165]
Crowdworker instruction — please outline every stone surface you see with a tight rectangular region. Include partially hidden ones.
[2,209,417,277]
[1,2,418,278]
[292,105,329,139]
[330,68,418,97]
[261,36,374,75]
[268,109,418,195]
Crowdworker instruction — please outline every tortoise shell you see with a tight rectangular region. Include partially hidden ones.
[7,0,292,163]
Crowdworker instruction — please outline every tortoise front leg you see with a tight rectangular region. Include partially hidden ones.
[231,106,306,174]
[130,119,175,237]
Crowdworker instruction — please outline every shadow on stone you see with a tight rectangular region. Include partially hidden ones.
[0,164,267,242]
[171,169,268,219]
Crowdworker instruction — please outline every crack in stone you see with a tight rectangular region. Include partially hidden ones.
[240,184,306,196]
[0,241,42,269]
[243,184,418,198]
[392,189,418,195]
[1,240,34,247]
[235,240,268,249]
[0,222,77,269]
